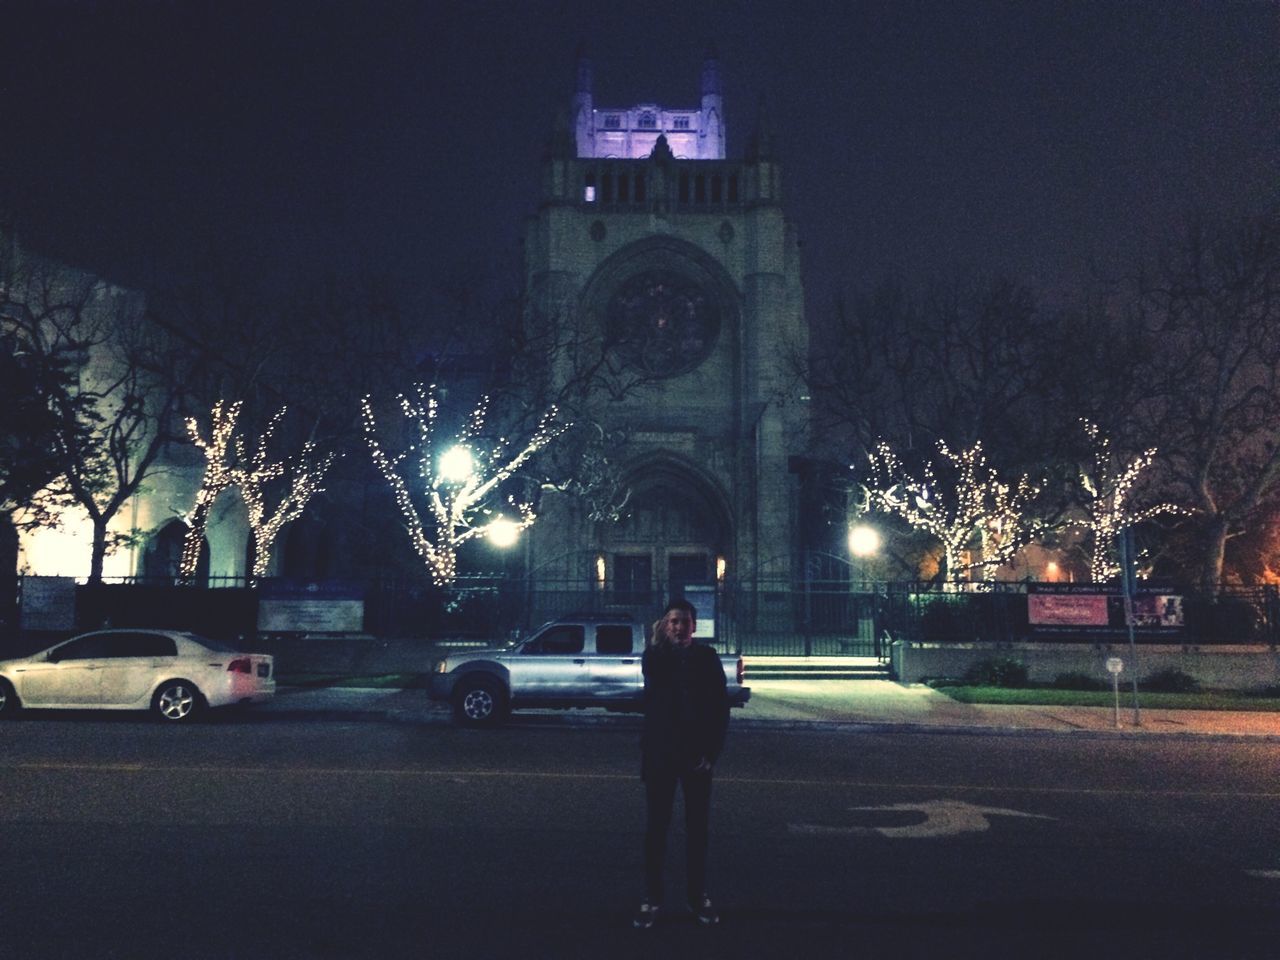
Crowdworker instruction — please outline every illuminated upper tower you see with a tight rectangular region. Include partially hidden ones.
[572,50,725,160]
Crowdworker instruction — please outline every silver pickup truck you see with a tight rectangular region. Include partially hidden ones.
[429,615,750,727]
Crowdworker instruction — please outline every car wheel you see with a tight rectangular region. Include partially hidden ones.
[0,678,20,717]
[452,677,507,728]
[152,680,204,723]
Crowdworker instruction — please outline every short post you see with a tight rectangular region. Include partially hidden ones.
[1119,528,1142,727]
[1106,657,1124,728]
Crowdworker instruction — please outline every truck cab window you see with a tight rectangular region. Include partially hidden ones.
[524,626,585,655]
[597,626,634,654]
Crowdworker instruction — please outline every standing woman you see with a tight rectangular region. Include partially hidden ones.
[633,598,729,929]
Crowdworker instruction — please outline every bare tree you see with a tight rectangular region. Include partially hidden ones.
[801,276,1054,467]
[1129,212,1280,588]
[1,245,198,581]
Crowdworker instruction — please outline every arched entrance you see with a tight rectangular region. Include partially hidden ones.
[597,455,731,607]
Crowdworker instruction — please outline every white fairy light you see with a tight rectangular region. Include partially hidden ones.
[179,399,243,583]
[1079,419,1187,582]
[865,438,1042,582]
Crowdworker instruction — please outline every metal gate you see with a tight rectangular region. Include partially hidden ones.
[720,583,887,658]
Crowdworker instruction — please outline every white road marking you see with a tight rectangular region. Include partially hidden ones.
[790,798,1056,839]
[1244,869,1280,879]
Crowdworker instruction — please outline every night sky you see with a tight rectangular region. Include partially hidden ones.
[1,0,1275,313]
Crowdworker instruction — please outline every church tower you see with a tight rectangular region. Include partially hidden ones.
[524,52,808,633]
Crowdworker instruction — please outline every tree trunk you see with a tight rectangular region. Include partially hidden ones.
[939,548,954,584]
[1200,515,1229,594]
[89,518,108,584]
[179,500,213,586]
[245,532,259,585]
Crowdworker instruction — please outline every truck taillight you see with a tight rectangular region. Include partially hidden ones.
[227,657,252,673]
[736,658,745,685]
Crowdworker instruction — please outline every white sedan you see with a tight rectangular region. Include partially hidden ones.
[0,629,275,722]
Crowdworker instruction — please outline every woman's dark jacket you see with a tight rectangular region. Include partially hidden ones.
[640,641,729,780]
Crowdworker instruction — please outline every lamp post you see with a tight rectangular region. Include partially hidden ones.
[848,523,882,656]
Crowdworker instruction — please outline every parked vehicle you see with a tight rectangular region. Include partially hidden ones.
[0,629,275,722]
[429,615,749,727]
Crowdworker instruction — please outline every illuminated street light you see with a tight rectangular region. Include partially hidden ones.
[486,517,520,548]
[848,524,881,558]
[438,445,474,484]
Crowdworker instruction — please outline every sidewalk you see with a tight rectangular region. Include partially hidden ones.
[261,674,1280,740]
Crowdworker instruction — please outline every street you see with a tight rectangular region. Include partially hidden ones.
[1,712,1278,959]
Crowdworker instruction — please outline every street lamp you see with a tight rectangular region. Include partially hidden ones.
[848,524,881,558]
[486,517,520,548]
[438,444,474,484]
[848,523,881,593]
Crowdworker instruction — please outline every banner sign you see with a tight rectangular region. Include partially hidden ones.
[19,576,77,631]
[682,585,717,639]
[1026,583,1183,636]
[1027,592,1109,626]
[257,580,365,633]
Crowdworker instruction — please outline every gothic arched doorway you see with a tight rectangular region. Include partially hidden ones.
[597,456,730,606]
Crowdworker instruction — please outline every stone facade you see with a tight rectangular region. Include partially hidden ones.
[524,55,810,600]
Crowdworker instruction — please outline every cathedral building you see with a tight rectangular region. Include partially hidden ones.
[523,53,811,615]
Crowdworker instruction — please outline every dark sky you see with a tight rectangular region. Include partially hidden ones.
[1,0,1276,312]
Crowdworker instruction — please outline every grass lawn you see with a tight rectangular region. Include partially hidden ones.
[934,686,1280,712]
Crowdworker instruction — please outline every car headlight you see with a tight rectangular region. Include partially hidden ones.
[433,659,448,674]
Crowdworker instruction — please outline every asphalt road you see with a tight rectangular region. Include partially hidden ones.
[1,713,1278,959]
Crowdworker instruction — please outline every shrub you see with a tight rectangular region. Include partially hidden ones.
[1141,668,1200,693]
[1052,671,1109,691]
[962,657,1029,688]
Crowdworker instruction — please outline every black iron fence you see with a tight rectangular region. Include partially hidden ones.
[6,575,1279,656]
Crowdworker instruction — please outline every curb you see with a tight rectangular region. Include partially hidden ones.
[260,690,1280,741]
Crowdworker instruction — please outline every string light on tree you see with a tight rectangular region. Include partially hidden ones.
[178,399,243,584]
[361,383,570,587]
[1079,419,1186,582]
[233,406,338,582]
[864,438,1042,583]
